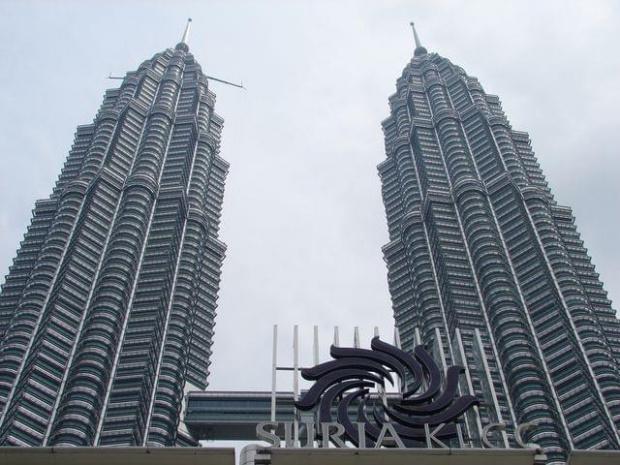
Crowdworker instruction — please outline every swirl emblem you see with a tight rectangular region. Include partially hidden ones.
[295,337,479,447]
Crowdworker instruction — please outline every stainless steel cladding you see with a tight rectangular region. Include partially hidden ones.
[0,38,228,447]
[378,35,620,463]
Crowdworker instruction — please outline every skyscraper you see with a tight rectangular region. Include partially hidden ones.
[378,24,620,462]
[0,21,228,447]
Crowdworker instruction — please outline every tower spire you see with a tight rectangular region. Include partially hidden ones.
[181,18,192,44]
[410,21,427,57]
[175,18,192,52]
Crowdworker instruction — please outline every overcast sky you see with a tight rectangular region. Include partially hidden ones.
[1,0,619,397]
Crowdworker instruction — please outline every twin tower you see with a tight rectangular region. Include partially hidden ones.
[0,22,619,462]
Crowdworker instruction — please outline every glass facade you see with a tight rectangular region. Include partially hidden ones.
[0,38,228,446]
[379,40,620,463]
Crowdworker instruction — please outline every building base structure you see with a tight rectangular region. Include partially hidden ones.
[0,447,235,465]
[2,446,618,465]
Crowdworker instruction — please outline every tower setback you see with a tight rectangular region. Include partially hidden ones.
[0,24,228,447]
[379,24,620,462]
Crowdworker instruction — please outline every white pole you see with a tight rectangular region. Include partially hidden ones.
[394,326,402,349]
[293,325,299,401]
[271,324,277,422]
[293,325,299,446]
[313,325,319,365]
[394,327,402,394]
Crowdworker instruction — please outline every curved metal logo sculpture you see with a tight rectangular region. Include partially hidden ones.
[294,337,479,447]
